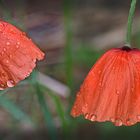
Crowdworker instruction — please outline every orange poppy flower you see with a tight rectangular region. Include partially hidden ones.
[71,46,140,126]
[0,20,44,89]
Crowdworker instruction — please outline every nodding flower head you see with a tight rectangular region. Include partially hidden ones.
[71,46,140,126]
[0,20,44,90]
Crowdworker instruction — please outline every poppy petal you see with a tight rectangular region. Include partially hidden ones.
[71,47,140,126]
[0,21,44,89]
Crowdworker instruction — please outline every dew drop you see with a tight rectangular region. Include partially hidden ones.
[85,103,88,108]
[91,114,97,121]
[0,23,5,32]
[82,103,88,112]
[126,119,132,126]
[10,29,17,34]
[9,54,12,58]
[6,42,10,45]
[99,82,102,86]
[0,87,4,90]
[22,32,26,36]
[85,113,89,119]
[0,84,5,90]
[137,115,140,121]
[110,117,115,122]
[16,45,19,48]
[26,72,30,77]
[3,48,6,51]
[10,28,14,32]
[116,90,120,95]
[6,60,9,63]
[115,119,123,126]
[76,94,80,98]
[7,80,14,87]
[17,41,20,45]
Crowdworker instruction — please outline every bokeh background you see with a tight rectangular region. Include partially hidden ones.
[0,0,140,140]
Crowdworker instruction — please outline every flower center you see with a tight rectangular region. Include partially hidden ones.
[121,46,132,52]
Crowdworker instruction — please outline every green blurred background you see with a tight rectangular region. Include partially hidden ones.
[0,0,140,140]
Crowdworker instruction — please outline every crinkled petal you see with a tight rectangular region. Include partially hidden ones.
[0,21,44,89]
[71,47,140,126]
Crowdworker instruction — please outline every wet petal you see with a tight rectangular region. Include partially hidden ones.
[71,47,140,126]
[0,20,44,89]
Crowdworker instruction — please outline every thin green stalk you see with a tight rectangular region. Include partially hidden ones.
[0,95,34,126]
[35,83,57,140]
[30,71,57,140]
[63,0,74,90]
[39,84,68,135]
[125,0,137,47]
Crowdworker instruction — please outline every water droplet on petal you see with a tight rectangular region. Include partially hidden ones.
[85,113,89,119]
[16,45,19,48]
[3,48,6,51]
[115,119,122,126]
[9,28,17,34]
[10,28,14,32]
[9,54,12,58]
[91,114,97,121]
[0,84,5,90]
[6,42,10,45]
[22,32,26,36]
[82,103,88,112]
[0,87,4,90]
[137,115,140,121]
[99,82,102,86]
[76,94,80,98]
[126,119,132,126]
[26,73,30,77]
[6,60,9,63]
[0,23,5,32]
[110,117,115,122]
[17,42,20,45]
[116,90,120,95]
[7,80,14,87]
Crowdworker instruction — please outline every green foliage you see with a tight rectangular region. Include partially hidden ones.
[2,0,140,140]
[35,83,57,140]
[0,90,33,125]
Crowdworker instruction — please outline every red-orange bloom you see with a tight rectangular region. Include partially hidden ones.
[0,20,44,89]
[71,46,140,126]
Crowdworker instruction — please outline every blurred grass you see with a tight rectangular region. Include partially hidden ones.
[1,1,140,140]
[0,94,34,125]
[35,83,57,140]
[63,0,74,91]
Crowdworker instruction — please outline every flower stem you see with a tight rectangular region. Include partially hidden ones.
[125,0,137,47]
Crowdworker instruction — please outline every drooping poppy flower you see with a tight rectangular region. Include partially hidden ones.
[71,46,140,126]
[0,20,44,89]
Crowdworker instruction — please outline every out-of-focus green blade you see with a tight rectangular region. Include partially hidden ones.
[41,85,68,129]
[0,95,33,125]
[35,83,57,140]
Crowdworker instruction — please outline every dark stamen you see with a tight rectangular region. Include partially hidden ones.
[121,46,132,52]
